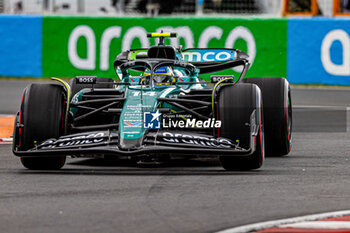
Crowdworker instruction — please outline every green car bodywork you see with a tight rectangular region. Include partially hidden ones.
[71,63,207,147]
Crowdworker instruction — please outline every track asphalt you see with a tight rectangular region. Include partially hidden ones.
[0,80,350,233]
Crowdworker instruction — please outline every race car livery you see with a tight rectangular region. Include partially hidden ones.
[12,32,292,170]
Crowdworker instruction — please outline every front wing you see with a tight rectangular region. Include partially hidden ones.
[13,129,258,158]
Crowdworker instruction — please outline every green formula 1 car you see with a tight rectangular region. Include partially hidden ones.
[12,32,292,171]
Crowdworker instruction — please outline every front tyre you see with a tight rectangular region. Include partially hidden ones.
[244,77,292,156]
[218,83,264,171]
[19,84,66,170]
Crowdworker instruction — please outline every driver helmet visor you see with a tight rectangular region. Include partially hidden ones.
[144,66,173,77]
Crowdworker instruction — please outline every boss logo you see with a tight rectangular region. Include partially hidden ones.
[76,76,97,84]
[210,75,234,83]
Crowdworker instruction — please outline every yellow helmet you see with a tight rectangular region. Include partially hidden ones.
[144,66,175,85]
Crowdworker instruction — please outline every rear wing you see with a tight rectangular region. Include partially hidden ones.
[114,48,250,75]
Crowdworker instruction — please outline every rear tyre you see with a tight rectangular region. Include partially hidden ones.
[218,83,264,171]
[68,77,115,101]
[243,77,292,156]
[19,84,66,170]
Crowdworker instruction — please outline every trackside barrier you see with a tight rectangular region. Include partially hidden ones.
[0,16,350,85]
[288,18,350,85]
[42,17,287,80]
[0,15,42,77]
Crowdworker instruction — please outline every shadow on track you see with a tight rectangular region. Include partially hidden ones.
[16,157,265,176]
[70,157,221,168]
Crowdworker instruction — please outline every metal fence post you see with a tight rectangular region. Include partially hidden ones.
[117,0,125,15]
[78,0,84,13]
[196,0,203,15]
[50,0,55,13]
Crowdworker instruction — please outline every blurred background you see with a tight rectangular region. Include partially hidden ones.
[0,0,350,86]
[0,0,345,17]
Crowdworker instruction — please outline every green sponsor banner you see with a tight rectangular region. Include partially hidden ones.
[43,17,287,80]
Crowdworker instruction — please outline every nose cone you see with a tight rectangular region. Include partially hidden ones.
[119,137,144,150]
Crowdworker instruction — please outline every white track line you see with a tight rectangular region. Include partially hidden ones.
[0,138,12,141]
[281,221,350,229]
[0,114,14,117]
[294,105,350,110]
[216,210,350,233]
[291,86,350,91]
[0,138,13,144]
[293,105,350,133]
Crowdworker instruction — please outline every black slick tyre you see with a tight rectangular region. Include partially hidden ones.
[243,77,292,156]
[19,83,66,170]
[218,83,264,171]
